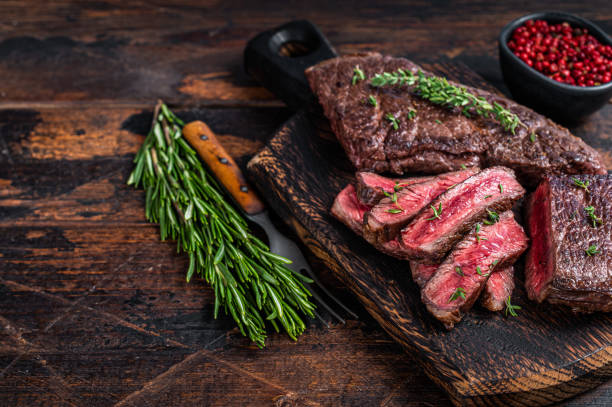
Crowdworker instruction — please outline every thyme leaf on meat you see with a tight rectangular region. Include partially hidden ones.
[385,113,399,130]
[573,178,590,193]
[476,266,482,275]
[584,206,603,227]
[483,194,492,199]
[127,101,315,348]
[407,109,417,120]
[426,202,443,221]
[483,209,500,225]
[505,296,521,317]
[499,183,504,194]
[369,69,524,133]
[489,259,499,270]
[386,208,403,214]
[585,245,601,256]
[367,95,378,106]
[352,65,365,85]
[455,266,464,276]
[448,287,467,302]
[530,132,537,142]
[435,119,442,124]
[475,223,487,243]
[460,164,467,170]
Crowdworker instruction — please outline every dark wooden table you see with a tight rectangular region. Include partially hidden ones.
[0,1,610,406]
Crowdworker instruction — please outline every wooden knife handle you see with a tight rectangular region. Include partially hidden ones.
[182,121,265,215]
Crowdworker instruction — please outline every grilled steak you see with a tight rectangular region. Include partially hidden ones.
[365,168,478,243]
[410,262,438,288]
[356,171,432,205]
[421,211,528,328]
[411,261,514,312]
[480,267,515,312]
[525,174,611,312]
[400,167,525,262]
[305,53,606,186]
[331,184,411,259]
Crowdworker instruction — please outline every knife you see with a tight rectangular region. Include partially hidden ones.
[182,120,357,325]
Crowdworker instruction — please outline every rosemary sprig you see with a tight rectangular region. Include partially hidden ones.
[127,102,315,348]
[584,206,603,227]
[426,203,443,221]
[370,69,524,133]
[585,245,601,256]
[573,178,590,192]
[449,287,466,302]
[505,296,521,317]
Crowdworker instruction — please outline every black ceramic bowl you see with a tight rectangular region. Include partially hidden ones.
[499,12,612,123]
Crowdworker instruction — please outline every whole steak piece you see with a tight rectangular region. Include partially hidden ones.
[525,174,611,312]
[400,167,525,262]
[421,211,528,328]
[305,53,606,185]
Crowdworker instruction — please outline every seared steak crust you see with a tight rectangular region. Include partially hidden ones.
[305,53,606,185]
[525,174,611,312]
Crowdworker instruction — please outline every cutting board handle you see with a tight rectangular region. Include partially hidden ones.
[244,20,337,110]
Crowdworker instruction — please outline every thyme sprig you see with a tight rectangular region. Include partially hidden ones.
[449,287,466,302]
[584,206,603,227]
[483,210,500,225]
[127,102,315,348]
[370,69,524,133]
[426,203,443,221]
[573,178,590,192]
[352,65,365,85]
[505,296,521,317]
[385,113,399,130]
[585,245,601,256]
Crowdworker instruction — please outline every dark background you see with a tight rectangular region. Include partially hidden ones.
[0,1,610,406]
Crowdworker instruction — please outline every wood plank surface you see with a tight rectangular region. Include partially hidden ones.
[0,1,610,406]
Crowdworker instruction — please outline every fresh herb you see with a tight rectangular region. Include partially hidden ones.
[435,119,442,124]
[455,266,464,276]
[476,266,482,276]
[448,287,467,302]
[385,113,399,130]
[475,223,487,243]
[585,245,601,256]
[383,189,403,212]
[584,206,603,227]
[573,178,590,193]
[352,65,365,85]
[426,202,443,221]
[369,69,524,133]
[367,95,378,106]
[394,181,404,192]
[489,259,499,269]
[499,183,504,194]
[483,209,500,225]
[127,102,315,348]
[483,194,492,199]
[383,189,398,204]
[530,132,537,142]
[504,296,521,317]
[446,183,457,190]
[407,109,417,120]
[460,164,467,170]
[386,208,403,214]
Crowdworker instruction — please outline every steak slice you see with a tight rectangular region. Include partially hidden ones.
[400,166,525,262]
[305,53,606,186]
[480,267,515,312]
[411,261,515,313]
[355,171,432,205]
[525,174,611,312]
[421,211,528,328]
[331,184,411,259]
[365,168,478,243]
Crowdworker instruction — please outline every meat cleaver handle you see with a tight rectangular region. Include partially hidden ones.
[182,121,265,215]
[244,20,337,110]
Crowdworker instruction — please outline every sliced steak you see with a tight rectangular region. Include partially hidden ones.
[355,171,432,205]
[525,174,611,312]
[305,53,606,186]
[421,211,528,328]
[365,168,478,243]
[331,184,411,259]
[480,267,515,312]
[410,262,438,288]
[400,166,525,262]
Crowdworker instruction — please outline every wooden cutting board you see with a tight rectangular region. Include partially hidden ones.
[245,21,612,406]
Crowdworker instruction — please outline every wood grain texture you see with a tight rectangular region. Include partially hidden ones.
[246,61,612,405]
[0,1,610,406]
